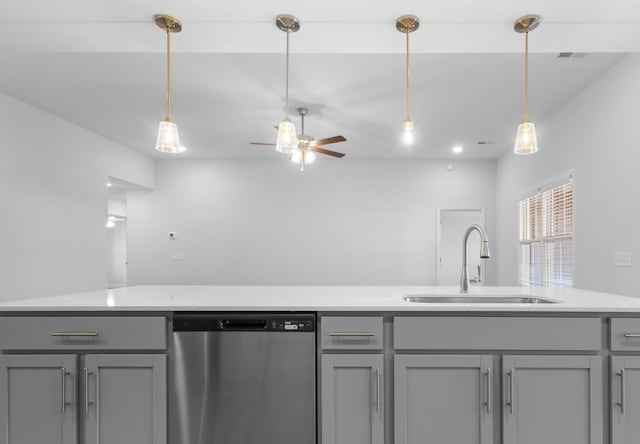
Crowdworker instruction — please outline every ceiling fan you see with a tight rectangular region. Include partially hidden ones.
[250,107,347,170]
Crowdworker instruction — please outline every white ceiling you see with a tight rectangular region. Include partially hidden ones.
[0,0,636,160]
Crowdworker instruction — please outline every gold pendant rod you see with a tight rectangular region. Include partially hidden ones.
[166,28,172,122]
[285,30,290,119]
[405,29,410,118]
[523,30,529,122]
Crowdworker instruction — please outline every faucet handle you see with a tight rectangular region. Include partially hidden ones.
[470,265,482,283]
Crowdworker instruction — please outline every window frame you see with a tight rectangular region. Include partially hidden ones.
[517,172,575,288]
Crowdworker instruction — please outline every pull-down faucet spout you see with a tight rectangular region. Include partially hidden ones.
[460,224,491,294]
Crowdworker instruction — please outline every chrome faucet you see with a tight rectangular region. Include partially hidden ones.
[460,224,491,294]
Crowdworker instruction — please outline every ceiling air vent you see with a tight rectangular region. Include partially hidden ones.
[557,52,587,58]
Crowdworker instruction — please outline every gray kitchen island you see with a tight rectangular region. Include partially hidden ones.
[0,285,639,444]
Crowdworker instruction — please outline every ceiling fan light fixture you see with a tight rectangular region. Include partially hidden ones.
[396,15,419,146]
[275,14,300,153]
[513,14,541,155]
[290,149,316,165]
[249,106,346,165]
[154,14,185,154]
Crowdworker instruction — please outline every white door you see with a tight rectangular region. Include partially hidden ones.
[437,209,485,286]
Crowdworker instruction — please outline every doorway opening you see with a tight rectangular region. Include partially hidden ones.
[106,177,129,289]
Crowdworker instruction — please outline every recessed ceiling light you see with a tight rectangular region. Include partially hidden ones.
[452,146,463,154]
[106,182,112,187]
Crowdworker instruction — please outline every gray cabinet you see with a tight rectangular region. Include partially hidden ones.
[395,355,495,444]
[0,353,166,444]
[502,355,603,444]
[0,315,167,444]
[0,354,78,444]
[83,354,166,444]
[611,356,640,443]
[321,354,383,444]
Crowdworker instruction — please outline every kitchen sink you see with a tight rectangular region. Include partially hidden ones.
[402,295,558,304]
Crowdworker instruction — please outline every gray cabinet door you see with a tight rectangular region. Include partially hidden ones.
[611,356,640,443]
[83,354,166,444]
[0,354,77,444]
[321,354,383,444]
[503,355,603,444]
[394,354,495,444]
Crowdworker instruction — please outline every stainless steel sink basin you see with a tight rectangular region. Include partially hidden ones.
[402,295,558,304]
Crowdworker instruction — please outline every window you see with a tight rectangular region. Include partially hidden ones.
[519,178,573,287]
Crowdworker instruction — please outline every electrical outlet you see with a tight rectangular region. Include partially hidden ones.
[614,252,632,267]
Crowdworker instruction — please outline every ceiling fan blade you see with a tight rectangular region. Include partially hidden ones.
[311,135,346,146]
[307,146,346,158]
[250,142,276,146]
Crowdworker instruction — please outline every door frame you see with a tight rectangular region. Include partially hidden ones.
[436,206,485,286]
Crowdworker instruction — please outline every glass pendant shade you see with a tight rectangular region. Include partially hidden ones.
[155,120,185,153]
[275,119,298,153]
[514,120,538,155]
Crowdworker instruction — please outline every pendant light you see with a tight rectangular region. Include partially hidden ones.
[396,15,420,145]
[513,14,541,155]
[154,14,185,154]
[275,14,300,154]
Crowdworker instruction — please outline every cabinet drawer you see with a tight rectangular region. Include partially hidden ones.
[394,317,601,351]
[0,316,166,350]
[610,318,640,351]
[321,317,383,350]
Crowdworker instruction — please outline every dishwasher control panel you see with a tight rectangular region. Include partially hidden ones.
[276,319,315,331]
[173,313,316,332]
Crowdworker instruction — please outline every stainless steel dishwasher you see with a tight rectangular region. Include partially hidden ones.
[170,313,316,444]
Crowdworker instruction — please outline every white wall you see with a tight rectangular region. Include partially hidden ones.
[0,92,154,301]
[128,159,496,286]
[496,54,640,297]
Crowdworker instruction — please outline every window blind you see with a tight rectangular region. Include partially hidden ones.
[519,179,573,287]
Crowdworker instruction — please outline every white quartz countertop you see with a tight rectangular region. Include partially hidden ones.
[0,285,639,312]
